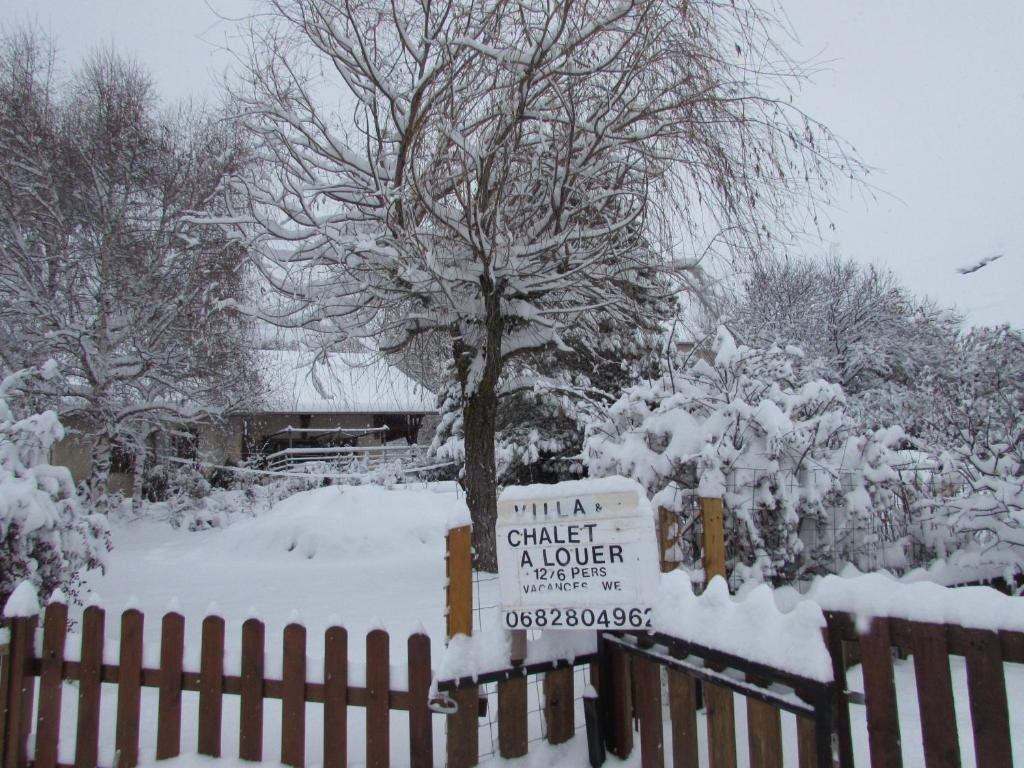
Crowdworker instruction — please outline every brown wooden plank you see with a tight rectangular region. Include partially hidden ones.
[447,688,479,768]
[115,609,144,768]
[445,524,476,768]
[239,618,265,762]
[910,622,960,768]
[365,629,390,768]
[859,617,903,768]
[3,615,38,768]
[796,716,817,768]
[407,632,433,768]
[323,626,347,768]
[497,677,528,758]
[705,683,737,768]
[999,628,1024,662]
[699,497,726,584]
[543,666,575,746]
[156,612,185,760]
[635,658,664,768]
[36,602,68,768]
[963,628,1012,768]
[446,526,473,638]
[607,646,634,759]
[281,623,306,767]
[746,678,782,768]
[197,615,225,757]
[667,669,698,768]
[824,614,855,768]
[75,606,104,768]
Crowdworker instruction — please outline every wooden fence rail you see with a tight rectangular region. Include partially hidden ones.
[0,604,434,768]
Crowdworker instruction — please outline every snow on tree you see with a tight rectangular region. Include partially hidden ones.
[234,0,857,569]
[584,328,914,582]
[716,252,961,434]
[922,325,1024,580]
[0,32,258,507]
[0,364,108,607]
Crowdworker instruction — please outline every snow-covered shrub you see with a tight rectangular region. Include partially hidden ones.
[921,326,1024,581]
[0,366,108,605]
[584,328,914,582]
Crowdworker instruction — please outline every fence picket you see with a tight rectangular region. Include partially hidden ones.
[35,602,68,768]
[824,613,856,768]
[635,658,664,768]
[746,681,782,768]
[543,667,574,745]
[156,612,185,760]
[859,617,903,768]
[115,609,144,768]
[963,628,1012,768]
[497,678,527,758]
[198,615,225,757]
[2,616,36,768]
[239,618,265,762]
[910,622,960,768]
[366,629,390,768]
[705,683,737,768]
[75,606,104,768]
[281,623,306,767]
[796,716,817,768]
[323,626,347,768]
[407,633,433,768]
[667,669,698,768]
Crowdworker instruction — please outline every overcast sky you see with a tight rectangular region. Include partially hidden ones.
[4,1,1022,327]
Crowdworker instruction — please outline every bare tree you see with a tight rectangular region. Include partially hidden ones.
[0,33,257,507]
[719,252,961,433]
[234,0,856,568]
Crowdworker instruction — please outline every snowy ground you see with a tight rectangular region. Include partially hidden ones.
[32,482,1022,767]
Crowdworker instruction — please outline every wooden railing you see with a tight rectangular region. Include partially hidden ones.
[0,604,434,768]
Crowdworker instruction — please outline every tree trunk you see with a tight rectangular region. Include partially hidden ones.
[463,382,500,571]
[89,432,113,513]
[456,289,505,572]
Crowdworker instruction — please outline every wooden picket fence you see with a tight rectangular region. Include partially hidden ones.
[0,604,434,768]
[825,611,1024,768]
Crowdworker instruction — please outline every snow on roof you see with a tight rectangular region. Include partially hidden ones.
[255,349,436,414]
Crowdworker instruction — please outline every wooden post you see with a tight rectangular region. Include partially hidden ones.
[699,496,726,584]
[446,524,478,768]
[156,612,185,761]
[657,506,677,573]
[2,615,37,768]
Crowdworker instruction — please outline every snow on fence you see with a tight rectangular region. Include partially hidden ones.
[0,603,434,768]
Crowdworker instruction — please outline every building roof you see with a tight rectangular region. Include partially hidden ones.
[255,349,437,414]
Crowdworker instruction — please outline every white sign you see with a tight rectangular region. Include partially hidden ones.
[496,482,660,630]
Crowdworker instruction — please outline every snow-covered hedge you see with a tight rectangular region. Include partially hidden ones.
[584,328,915,582]
[0,365,108,605]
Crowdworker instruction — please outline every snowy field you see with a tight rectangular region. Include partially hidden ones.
[36,482,1022,767]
